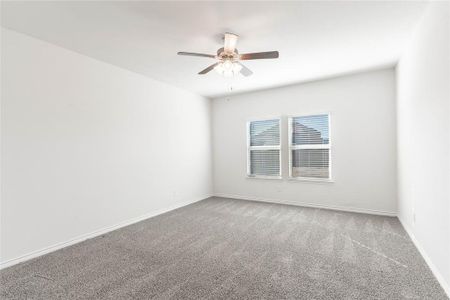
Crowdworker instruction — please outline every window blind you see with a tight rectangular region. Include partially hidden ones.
[292,115,329,145]
[250,150,280,176]
[250,119,280,146]
[289,114,330,179]
[248,119,281,177]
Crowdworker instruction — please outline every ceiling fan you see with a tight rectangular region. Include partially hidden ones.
[177,33,279,77]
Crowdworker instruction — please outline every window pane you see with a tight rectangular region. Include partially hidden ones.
[292,114,329,145]
[292,149,329,178]
[250,119,280,146]
[250,150,280,176]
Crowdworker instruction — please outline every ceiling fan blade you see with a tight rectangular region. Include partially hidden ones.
[178,52,216,58]
[240,51,279,60]
[237,62,253,77]
[224,32,238,53]
[198,62,219,75]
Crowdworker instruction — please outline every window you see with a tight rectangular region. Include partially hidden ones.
[247,118,281,178]
[289,114,331,180]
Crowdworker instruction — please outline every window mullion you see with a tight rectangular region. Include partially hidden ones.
[291,144,330,150]
[249,145,280,151]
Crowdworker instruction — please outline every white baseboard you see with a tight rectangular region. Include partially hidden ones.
[398,217,450,297]
[0,195,210,270]
[214,193,397,217]
[3,194,447,297]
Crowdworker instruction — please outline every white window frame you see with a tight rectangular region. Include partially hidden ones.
[246,118,282,179]
[288,113,333,182]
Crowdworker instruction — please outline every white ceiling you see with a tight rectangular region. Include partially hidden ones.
[2,1,428,98]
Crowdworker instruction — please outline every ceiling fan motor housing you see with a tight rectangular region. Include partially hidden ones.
[217,47,239,61]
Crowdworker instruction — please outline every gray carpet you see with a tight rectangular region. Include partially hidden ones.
[0,197,447,299]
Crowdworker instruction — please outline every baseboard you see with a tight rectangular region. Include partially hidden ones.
[214,193,397,217]
[0,195,210,270]
[398,217,450,297]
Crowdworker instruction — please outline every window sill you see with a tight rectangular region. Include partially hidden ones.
[288,177,334,183]
[246,175,282,180]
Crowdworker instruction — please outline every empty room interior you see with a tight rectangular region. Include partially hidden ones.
[1,1,449,299]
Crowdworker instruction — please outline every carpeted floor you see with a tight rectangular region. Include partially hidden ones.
[0,197,447,299]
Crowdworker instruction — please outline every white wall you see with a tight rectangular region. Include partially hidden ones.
[396,1,450,294]
[0,28,212,266]
[212,68,397,215]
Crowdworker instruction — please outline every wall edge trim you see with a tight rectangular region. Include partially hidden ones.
[214,193,397,216]
[0,195,211,270]
[398,217,450,297]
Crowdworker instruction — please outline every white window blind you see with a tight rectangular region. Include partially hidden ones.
[289,114,331,179]
[247,119,281,177]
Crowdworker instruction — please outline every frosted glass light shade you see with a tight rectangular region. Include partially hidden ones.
[214,60,242,77]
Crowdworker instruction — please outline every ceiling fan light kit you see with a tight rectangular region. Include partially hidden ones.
[178,32,279,77]
[214,59,242,77]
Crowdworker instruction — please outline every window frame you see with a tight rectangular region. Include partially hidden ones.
[246,117,282,180]
[288,113,333,182]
